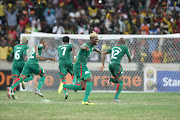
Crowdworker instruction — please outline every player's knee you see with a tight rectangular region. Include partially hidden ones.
[41,74,46,77]
[86,77,92,82]
[117,75,124,81]
[20,75,27,80]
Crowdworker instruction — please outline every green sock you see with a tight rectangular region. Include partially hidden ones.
[83,82,93,102]
[37,76,46,90]
[10,77,23,90]
[72,76,76,84]
[24,75,33,82]
[62,79,67,94]
[110,78,118,83]
[114,81,123,99]
[63,84,82,90]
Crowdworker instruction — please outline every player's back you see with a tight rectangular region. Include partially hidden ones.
[109,44,131,64]
[28,44,44,63]
[12,43,29,63]
[57,44,73,61]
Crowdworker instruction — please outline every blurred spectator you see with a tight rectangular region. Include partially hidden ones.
[167,47,176,63]
[4,7,18,27]
[141,21,149,34]
[44,4,55,17]
[31,17,41,32]
[44,10,55,27]
[52,22,65,34]
[77,22,88,34]
[0,1,5,24]
[140,48,148,62]
[8,27,17,40]
[152,48,163,63]
[41,21,52,33]
[19,15,27,33]
[118,16,125,34]
[55,5,63,19]
[149,24,158,35]
[0,42,8,60]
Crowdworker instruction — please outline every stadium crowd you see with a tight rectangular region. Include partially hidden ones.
[0,0,180,63]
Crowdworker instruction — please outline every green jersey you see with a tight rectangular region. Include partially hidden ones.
[107,44,131,64]
[11,43,29,63]
[57,44,73,61]
[28,44,44,63]
[76,42,95,65]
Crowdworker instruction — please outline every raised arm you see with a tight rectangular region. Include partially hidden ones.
[80,43,89,51]
[72,45,76,62]
[93,48,101,54]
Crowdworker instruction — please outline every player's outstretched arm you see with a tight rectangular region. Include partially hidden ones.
[34,45,40,59]
[80,44,89,51]
[93,48,101,54]
[39,57,56,62]
[72,46,76,62]
[100,51,109,71]
[23,55,28,62]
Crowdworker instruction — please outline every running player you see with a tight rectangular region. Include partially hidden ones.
[58,31,101,105]
[100,38,133,101]
[57,36,76,99]
[7,38,55,99]
[10,36,33,99]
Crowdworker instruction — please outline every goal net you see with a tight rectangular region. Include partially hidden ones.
[20,33,180,92]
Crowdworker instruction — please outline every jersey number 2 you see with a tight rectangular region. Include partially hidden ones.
[112,49,121,59]
[61,47,67,56]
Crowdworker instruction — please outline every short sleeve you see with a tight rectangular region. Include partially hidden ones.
[107,49,111,53]
[82,43,88,47]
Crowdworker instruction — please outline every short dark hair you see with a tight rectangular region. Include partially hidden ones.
[119,38,125,44]
[63,36,69,43]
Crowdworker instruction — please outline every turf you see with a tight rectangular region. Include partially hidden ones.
[0,91,180,120]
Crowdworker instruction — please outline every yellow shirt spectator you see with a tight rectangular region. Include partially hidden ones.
[0,4,5,16]
[0,46,9,60]
[163,17,176,33]
[88,6,97,16]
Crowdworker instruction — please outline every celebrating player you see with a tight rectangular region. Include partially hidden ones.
[57,36,76,99]
[10,36,33,99]
[100,38,133,101]
[58,31,101,105]
[7,38,55,99]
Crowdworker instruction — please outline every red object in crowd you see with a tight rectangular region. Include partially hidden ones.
[8,30,17,40]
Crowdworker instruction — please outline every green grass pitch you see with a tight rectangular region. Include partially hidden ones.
[0,91,180,120]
